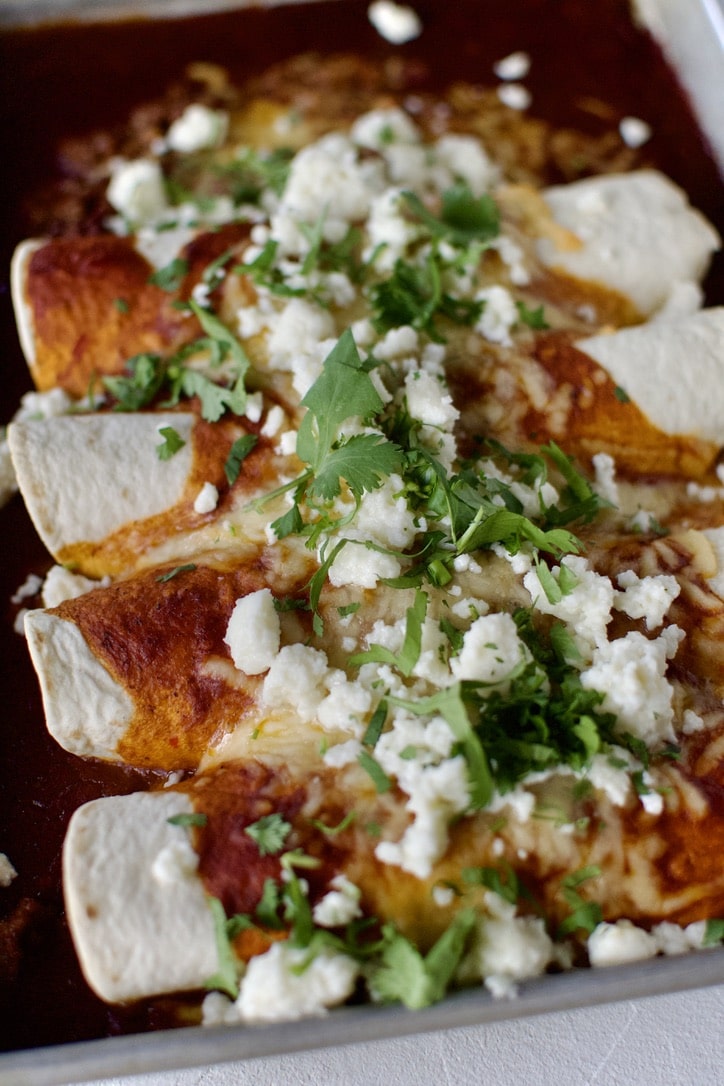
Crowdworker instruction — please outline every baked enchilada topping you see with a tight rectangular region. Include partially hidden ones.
[6,32,724,1029]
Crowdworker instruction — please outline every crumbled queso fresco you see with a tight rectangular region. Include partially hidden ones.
[14,64,724,1026]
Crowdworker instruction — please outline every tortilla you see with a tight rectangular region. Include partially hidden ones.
[576,308,724,442]
[539,170,721,316]
[7,410,289,578]
[63,791,218,1003]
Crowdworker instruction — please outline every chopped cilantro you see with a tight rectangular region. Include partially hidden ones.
[205,896,240,998]
[358,750,392,793]
[244,813,292,856]
[368,908,477,1009]
[614,385,631,404]
[224,434,258,485]
[370,252,483,341]
[702,919,724,947]
[156,425,186,461]
[351,590,427,677]
[401,183,500,247]
[148,257,188,292]
[215,147,293,204]
[516,300,549,329]
[155,563,197,582]
[462,864,534,908]
[557,866,603,937]
[308,811,356,835]
[167,812,207,828]
[362,700,388,748]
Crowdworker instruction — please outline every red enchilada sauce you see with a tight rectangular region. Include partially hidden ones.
[0,0,723,1051]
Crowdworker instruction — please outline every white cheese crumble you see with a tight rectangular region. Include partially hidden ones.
[11,573,43,605]
[41,566,107,608]
[106,158,168,225]
[261,404,286,438]
[224,588,280,675]
[475,285,519,345]
[459,895,555,998]
[496,83,532,111]
[523,555,614,656]
[367,0,422,44]
[580,627,684,747]
[591,451,620,506]
[166,104,228,154]
[587,919,658,966]
[312,876,363,927]
[151,836,200,885]
[0,853,17,887]
[404,369,459,430]
[614,569,679,629]
[350,107,421,149]
[236,942,359,1022]
[262,644,332,719]
[375,754,470,878]
[193,481,219,515]
[588,918,706,968]
[434,134,499,196]
[450,612,529,689]
[493,51,531,81]
[619,116,652,149]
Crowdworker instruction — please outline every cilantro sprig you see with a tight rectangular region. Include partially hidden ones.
[102,301,251,423]
[260,330,405,536]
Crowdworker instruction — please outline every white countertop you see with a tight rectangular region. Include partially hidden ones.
[64,982,724,1086]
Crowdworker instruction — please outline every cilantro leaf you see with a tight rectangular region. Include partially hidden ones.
[310,433,405,502]
[244,813,292,856]
[350,590,428,677]
[369,909,476,1009]
[516,300,549,329]
[179,368,244,423]
[358,750,393,793]
[271,502,305,540]
[297,330,384,469]
[103,353,166,411]
[148,257,188,292]
[156,425,186,461]
[703,919,724,947]
[167,812,207,828]
[155,563,197,583]
[205,897,240,998]
[462,864,532,907]
[557,867,604,938]
[402,184,500,247]
[224,434,258,485]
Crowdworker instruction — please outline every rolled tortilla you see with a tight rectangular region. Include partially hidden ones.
[539,170,720,317]
[23,563,275,769]
[61,744,724,1008]
[8,412,196,562]
[576,307,724,443]
[10,224,251,395]
[7,410,278,578]
[63,791,218,1003]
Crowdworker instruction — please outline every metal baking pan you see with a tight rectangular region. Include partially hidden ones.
[0,0,723,1082]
